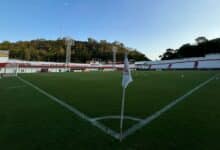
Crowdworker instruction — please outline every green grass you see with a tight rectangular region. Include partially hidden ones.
[0,71,220,150]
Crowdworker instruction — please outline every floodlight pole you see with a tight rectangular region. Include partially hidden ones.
[65,37,74,72]
[112,46,117,70]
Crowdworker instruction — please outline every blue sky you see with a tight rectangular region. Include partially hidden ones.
[1,0,220,59]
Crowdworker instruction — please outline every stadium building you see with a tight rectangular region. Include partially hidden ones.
[1,50,220,76]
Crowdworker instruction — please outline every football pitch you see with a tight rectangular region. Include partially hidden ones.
[1,71,220,150]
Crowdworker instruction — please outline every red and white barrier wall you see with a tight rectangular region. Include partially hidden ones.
[0,60,132,74]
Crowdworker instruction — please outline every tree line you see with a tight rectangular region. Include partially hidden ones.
[160,37,220,60]
[0,38,149,63]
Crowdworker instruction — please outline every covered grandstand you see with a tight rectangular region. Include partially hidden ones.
[135,54,220,70]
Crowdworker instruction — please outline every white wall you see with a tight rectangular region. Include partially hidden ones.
[151,64,169,69]
[0,68,5,73]
[16,67,68,73]
[0,57,8,62]
[198,60,220,69]
[171,62,195,69]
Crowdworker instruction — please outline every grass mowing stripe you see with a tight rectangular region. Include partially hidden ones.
[17,76,121,140]
[122,73,219,140]
[7,85,26,89]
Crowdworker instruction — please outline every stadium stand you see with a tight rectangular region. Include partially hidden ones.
[136,54,220,70]
[151,64,169,70]
[198,60,220,69]
[0,54,219,74]
[171,62,195,69]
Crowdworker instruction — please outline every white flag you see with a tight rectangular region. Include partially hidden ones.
[122,54,133,88]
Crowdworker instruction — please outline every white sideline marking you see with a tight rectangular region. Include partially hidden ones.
[7,85,26,89]
[92,116,143,122]
[122,74,219,139]
[17,76,120,140]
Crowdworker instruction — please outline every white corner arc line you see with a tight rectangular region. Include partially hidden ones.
[122,74,219,139]
[92,116,143,122]
[17,76,120,140]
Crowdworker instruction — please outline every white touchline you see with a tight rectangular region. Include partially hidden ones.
[17,76,120,140]
[122,74,219,139]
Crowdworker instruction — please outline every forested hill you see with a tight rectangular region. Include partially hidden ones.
[160,37,220,60]
[0,38,149,63]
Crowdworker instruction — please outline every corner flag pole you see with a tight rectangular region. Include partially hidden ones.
[120,53,133,141]
[120,86,126,141]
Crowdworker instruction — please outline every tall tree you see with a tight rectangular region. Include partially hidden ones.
[160,37,220,60]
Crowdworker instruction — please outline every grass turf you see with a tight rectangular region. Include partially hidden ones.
[0,71,220,149]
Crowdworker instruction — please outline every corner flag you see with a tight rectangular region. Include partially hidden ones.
[120,53,133,141]
[122,54,133,88]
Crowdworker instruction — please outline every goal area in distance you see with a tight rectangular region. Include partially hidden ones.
[0,63,18,78]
